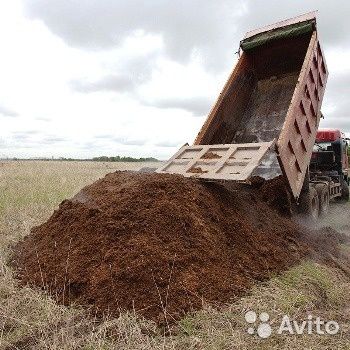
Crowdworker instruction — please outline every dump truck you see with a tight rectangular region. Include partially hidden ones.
[157,12,350,221]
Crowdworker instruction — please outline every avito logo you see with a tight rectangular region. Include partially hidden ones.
[245,311,339,339]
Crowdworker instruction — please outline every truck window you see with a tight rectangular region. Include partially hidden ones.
[313,142,332,151]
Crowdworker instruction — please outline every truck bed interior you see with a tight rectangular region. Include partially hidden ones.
[197,32,313,145]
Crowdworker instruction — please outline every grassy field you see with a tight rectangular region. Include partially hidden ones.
[0,161,350,349]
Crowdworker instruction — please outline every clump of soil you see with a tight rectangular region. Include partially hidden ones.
[260,176,294,217]
[12,172,346,324]
[187,166,208,174]
[201,151,221,159]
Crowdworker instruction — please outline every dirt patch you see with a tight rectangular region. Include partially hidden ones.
[12,172,347,324]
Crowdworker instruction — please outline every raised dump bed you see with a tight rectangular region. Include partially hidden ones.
[158,12,328,200]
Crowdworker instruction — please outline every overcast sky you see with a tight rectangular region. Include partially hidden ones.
[0,1,349,159]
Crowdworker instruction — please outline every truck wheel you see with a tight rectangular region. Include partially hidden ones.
[315,183,330,216]
[298,187,319,223]
[341,179,350,201]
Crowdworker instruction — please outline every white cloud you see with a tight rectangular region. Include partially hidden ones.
[22,0,245,68]
[0,104,18,117]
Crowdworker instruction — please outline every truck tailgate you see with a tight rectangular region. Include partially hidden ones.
[156,141,273,181]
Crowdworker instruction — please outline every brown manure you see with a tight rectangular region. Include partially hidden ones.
[12,171,347,324]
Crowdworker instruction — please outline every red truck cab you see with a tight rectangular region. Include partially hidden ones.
[307,128,349,215]
[314,129,349,179]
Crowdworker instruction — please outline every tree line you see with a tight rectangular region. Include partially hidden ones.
[91,156,158,162]
[2,156,159,162]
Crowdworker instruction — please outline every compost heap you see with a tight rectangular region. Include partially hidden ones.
[12,171,346,324]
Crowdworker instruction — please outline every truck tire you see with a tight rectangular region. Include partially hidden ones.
[315,183,330,216]
[341,179,349,201]
[298,186,319,223]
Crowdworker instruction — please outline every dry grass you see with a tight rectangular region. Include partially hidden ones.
[0,160,350,349]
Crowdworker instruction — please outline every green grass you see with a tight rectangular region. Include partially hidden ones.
[0,160,350,349]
